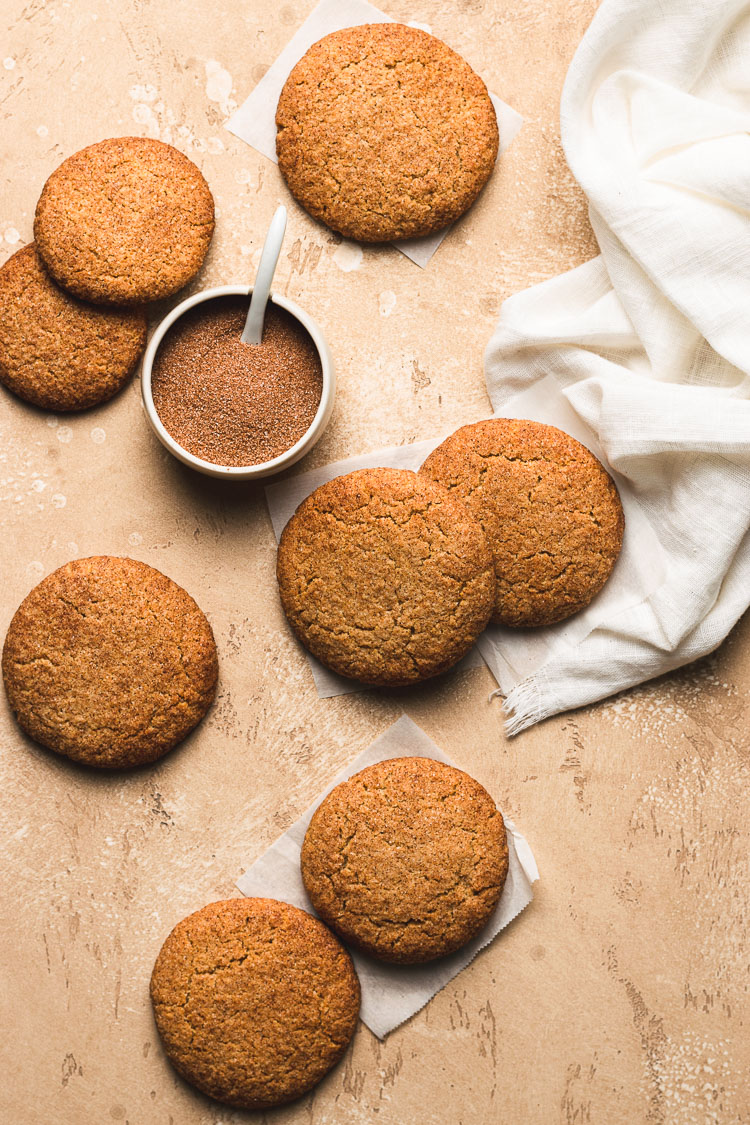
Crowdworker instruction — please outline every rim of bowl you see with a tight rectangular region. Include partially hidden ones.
[140,284,335,480]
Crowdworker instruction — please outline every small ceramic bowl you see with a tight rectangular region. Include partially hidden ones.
[141,284,335,480]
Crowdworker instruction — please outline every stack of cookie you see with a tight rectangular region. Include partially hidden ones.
[0,136,214,411]
[150,755,508,1109]
[277,418,625,685]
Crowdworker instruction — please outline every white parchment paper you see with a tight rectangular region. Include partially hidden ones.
[236,715,538,1038]
[265,376,666,700]
[225,0,524,267]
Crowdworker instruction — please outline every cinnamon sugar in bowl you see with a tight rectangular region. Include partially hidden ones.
[141,285,334,480]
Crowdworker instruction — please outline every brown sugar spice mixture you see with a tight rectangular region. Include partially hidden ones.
[151,296,323,467]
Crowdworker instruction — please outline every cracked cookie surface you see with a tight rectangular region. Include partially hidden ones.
[420,419,625,627]
[34,136,214,304]
[301,757,509,963]
[0,243,147,410]
[2,556,218,768]
[276,467,496,686]
[150,897,360,1109]
[276,23,498,241]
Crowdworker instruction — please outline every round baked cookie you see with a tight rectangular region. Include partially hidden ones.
[0,243,147,410]
[276,23,498,241]
[150,897,360,1109]
[276,468,496,686]
[420,419,625,627]
[302,757,509,963]
[34,136,214,305]
[2,556,218,768]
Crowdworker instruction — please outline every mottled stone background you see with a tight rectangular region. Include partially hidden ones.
[1,1,748,1123]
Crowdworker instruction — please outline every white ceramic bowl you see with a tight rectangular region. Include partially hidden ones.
[141,285,335,480]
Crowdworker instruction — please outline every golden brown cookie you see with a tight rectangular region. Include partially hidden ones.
[302,757,508,963]
[0,243,147,410]
[34,136,214,305]
[150,897,360,1109]
[276,467,495,686]
[2,556,218,768]
[276,23,498,241]
[420,419,625,627]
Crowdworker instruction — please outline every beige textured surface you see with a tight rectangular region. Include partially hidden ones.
[0,1,748,1123]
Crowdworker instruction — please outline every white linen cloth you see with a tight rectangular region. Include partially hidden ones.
[485,0,750,733]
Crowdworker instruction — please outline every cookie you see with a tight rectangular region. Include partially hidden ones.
[276,467,495,686]
[276,23,498,241]
[301,757,508,963]
[0,243,147,411]
[2,556,218,768]
[420,419,625,627]
[150,897,360,1109]
[34,136,214,305]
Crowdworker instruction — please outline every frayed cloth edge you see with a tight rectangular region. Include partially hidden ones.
[500,676,547,736]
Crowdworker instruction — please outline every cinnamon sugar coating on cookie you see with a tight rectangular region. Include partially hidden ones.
[301,757,509,963]
[2,556,218,768]
[276,24,498,241]
[0,243,146,410]
[34,136,214,304]
[276,467,496,686]
[420,419,625,627]
[150,898,360,1109]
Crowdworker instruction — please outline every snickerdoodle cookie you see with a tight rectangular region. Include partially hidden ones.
[0,243,147,410]
[420,419,625,627]
[276,24,498,241]
[301,757,508,963]
[150,898,360,1109]
[276,468,495,686]
[34,137,214,304]
[2,556,217,768]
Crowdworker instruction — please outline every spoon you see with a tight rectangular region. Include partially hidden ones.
[241,204,288,345]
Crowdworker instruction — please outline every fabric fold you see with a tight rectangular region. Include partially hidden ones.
[485,0,750,732]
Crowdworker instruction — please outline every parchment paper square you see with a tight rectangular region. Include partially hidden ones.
[237,715,538,1038]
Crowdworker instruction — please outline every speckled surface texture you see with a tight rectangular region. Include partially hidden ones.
[1,1,748,1123]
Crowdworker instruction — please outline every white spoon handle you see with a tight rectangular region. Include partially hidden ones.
[241,205,288,345]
